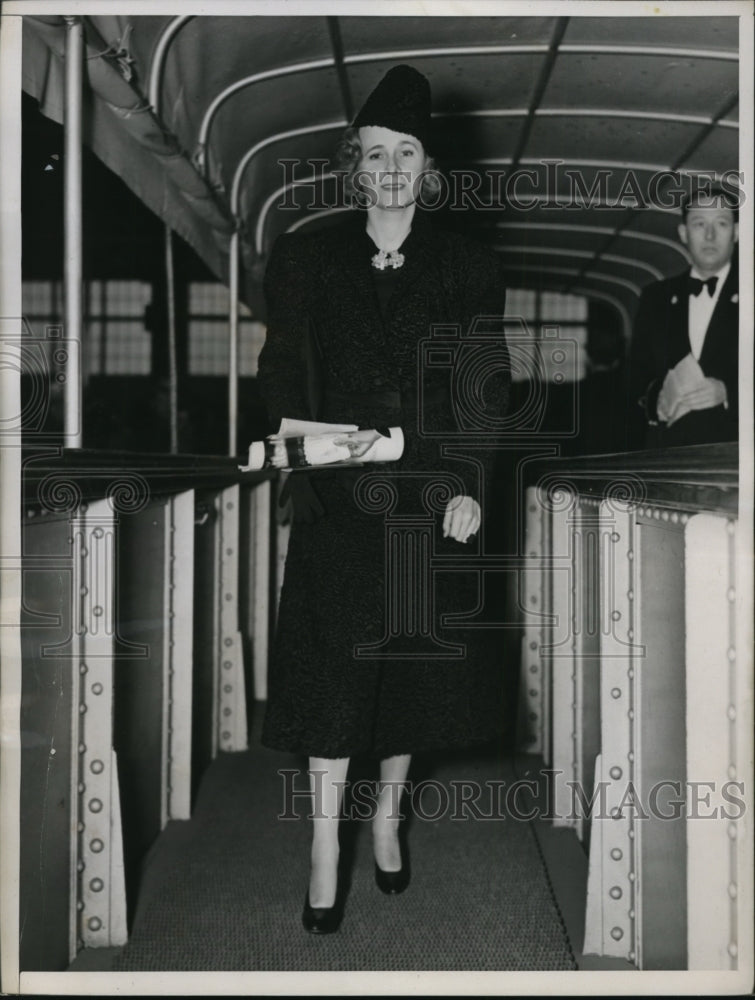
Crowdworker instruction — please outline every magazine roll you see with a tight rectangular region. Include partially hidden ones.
[243,426,404,472]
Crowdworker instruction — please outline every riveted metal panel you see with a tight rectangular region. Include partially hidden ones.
[77,500,126,950]
[572,496,602,845]
[518,486,545,754]
[216,484,248,753]
[636,505,687,969]
[685,513,739,969]
[584,499,640,964]
[166,490,195,821]
[192,490,219,799]
[547,488,577,827]
[19,512,77,971]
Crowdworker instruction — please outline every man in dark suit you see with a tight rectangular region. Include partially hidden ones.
[629,187,739,448]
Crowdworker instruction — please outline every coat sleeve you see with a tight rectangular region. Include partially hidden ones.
[256,234,313,431]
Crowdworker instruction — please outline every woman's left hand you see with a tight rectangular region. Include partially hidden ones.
[443,495,481,543]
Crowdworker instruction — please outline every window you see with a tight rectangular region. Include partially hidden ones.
[188,283,266,376]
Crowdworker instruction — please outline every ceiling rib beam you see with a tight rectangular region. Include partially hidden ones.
[509,16,570,172]
[327,17,354,122]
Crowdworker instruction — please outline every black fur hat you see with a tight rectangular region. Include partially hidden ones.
[352,65,431,149]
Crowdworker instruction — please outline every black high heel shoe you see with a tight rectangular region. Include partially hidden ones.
[374,832,410,895]
[302,889,344,934]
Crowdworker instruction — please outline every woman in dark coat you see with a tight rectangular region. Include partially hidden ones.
[256,65,511,932]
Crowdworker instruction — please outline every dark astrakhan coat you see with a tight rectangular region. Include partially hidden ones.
[257,210,511,759]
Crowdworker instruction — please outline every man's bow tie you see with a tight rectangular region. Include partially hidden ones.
[688,275,718,297]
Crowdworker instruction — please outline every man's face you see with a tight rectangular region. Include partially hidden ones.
[678,202,738,277]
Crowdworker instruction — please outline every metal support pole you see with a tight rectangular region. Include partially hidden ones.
[165,225,178,454]
[63,17,84,448]
[228,231,239,456]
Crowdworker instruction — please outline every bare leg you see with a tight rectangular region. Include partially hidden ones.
[373,753,411,872]
[308,756,349,908]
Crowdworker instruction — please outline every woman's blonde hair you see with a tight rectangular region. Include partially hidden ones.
[333,126,443,208]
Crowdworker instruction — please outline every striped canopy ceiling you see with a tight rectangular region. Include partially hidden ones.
[23,12,740,330]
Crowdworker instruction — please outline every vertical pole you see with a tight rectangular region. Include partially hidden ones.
[64,17,84,448]
[228,231,239,456]
[0,15,23,994]
[165,225,178,454]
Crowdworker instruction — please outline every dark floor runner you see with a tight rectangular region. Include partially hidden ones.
[113,724,576,971]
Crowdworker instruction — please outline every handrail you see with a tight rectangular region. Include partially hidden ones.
[21,448,273,510]
[526,442,738,514]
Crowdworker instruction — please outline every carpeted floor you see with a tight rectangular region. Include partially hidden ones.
[112,726,576,971]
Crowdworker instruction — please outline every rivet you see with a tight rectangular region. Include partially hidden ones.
[530,596,537,605]
[91,682,103,696]
[610,848,623,860]
[611,532,620,542]
[89,798,103,813]
[223,707,232,717]
[87,916,102,931]
[728,882,737,899]
[77,901,84,911]
[226,547,233,556]
[627,549,634,560]
[77,860,85,872]
[80,585,88,596]
[627,590,634,601]
[628,709,635,720]
[529,688,538,697]
[661,510,669,522]
[610,926,624,941]
[629,950,636,961]
[90,838,104,853]
[629,871,636,881]
[628,751,634,762]
[610,766,622,780]
[49,747,57,756]
[78,782,85,793]
[93,527,104,539]
[222,731,231,740]
[90,877,104,892]
[529,641,537,650]
[609,886,622,900]
[79,703,87,715]
[90,759,104,774]
[726,520,735,536]
[727,647,736,663]
[529,664,538,673]
[92,605,103,617]
[78,742,86,753]
[611,610,621,621]
[670,512,679,524]
[223,660,233,669]
[727,705,736,721]
[529,711,538,721]
[728,765,736,780]
[627,629,634,640]
[611,807,622,819]
[728,823,737,840]
[627,668,634,679]
[224,638,233,647]
[80,547,88,558]
[727,587,736,602]
[77,821,85,833]
[528,504,536,513]
[629,909,635,919]
[728,942,738,957]
[223,684,233,694]
[680,513,688,525]
[79,663,88,674]
[529,550,537,558]
[225,593,233,601]
[628,829,635,840]
[611,687,622,699]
